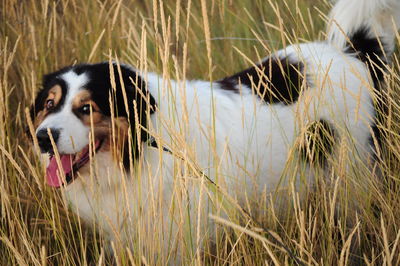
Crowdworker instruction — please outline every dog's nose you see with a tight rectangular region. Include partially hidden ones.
[36,128,60,153]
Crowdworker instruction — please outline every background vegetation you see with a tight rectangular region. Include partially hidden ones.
[1,0,400,264]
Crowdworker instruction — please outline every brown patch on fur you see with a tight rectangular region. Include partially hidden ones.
[33,85,62,128]
[92,116,130,167]
[72,90,103,125]
[71,90,130,162]
[111,117,130,166]
[70,90,127,159]
[49,84,62,104]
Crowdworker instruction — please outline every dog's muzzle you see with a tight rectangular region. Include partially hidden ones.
[36,128,60,154]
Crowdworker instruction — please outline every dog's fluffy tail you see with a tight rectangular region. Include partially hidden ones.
[328,0,400,58]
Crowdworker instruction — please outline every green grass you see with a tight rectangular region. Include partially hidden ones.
[1,0,400,264]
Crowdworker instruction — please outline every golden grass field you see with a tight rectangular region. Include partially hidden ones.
[1,0,400,265]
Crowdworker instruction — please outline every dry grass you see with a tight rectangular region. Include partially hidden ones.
[1,0,400,265]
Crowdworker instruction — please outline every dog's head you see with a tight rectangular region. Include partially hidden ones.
[29,63,156,188]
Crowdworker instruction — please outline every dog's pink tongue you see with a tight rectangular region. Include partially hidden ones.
[46,155,73,187]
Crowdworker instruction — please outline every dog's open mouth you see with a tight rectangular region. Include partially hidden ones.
[46,139,104,188]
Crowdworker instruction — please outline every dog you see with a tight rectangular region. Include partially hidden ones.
[29,0,400,262]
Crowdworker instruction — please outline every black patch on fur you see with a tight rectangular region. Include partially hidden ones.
[218,78,238,93]
[300,119,336,165]
[345,27,387,89]
[30,63,157,169]
[218,56,305,104]
[345,27,389,155]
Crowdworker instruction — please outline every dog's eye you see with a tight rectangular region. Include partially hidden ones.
[45,99,55,110]
[79,104,91,115]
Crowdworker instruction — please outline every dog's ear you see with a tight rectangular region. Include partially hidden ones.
[106,64,157,163]
[113,65,156,135]
[83,62,157,136]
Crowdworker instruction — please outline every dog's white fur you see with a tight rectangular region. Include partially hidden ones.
[35,0,400,261]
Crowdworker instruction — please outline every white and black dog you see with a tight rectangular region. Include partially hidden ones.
[29,0,400,261]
